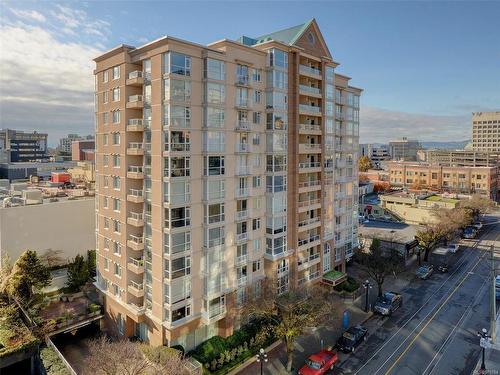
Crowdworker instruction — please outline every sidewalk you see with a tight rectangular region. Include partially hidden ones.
[472,315,500,375]
[233,298,371,375]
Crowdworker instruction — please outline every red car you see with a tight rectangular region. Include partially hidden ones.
[298,349,338,375]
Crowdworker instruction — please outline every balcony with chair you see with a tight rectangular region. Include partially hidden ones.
[127,257,144,274]
[127,234,144,251]
[128,280,144,298]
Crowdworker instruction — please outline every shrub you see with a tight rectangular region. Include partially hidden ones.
[334,277,360,293]
[170,344,185,354]
[40,347,71,375]
[88,303,101,313]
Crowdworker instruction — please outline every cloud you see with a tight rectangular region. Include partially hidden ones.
[10,9,46,22]
[359,106,471,143]
[51,4,110,38]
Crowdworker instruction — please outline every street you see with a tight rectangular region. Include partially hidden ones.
[339,214,500,375]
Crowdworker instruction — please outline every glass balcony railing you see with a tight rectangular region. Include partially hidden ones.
[299,65,321,76]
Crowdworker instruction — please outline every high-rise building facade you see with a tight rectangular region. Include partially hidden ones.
[472,111,500,152]
[389,137,421,161]
[94,19,361,349]
[0,129,48,162]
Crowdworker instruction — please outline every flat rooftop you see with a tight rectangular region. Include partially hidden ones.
[424,195,460,204]
[359,220,422,242]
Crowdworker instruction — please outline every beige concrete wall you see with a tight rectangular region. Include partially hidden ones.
[0,198,95,264]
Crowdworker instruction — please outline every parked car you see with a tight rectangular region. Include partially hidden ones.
[447,243,460,253]
[374,292,403,316]
[298,350,338,375]
[336,325,368,353]
[463,226,477,239]
[416,264,434,279]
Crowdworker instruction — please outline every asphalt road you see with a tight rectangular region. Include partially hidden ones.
[337,214,500,375]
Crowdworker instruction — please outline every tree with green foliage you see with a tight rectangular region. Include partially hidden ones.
[87,249,97,278]
[355,238,404,297]
[66,254,90,292]
[358,155,373,172]
[1,250,51,304]
[245,284,334,373]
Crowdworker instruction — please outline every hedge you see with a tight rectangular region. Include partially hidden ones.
[40,347,71,375]
[334,276,360,293]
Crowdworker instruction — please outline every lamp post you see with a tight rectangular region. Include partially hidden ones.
[256,348,268,375]
[363,280,372,312]
[477,328,490,374]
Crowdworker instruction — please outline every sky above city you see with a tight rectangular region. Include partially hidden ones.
[0,1,499,146]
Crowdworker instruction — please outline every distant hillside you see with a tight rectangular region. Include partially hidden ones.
[421,140,470,150]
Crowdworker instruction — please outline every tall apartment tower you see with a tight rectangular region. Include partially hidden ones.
[472,111,500,152]
[94,19,361,349]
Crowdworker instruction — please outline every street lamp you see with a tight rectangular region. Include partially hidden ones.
[477,328,490,374]
[363,280,373,312]
[256,348,268,375]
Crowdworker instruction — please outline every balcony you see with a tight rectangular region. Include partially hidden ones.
[128,281,144,298]
[235,143,251,153]
[299,143,322,154]
[127,189,144,203]
[204,213,225,225]
[236,120,251,131]
[298,270,321,286]
[126,71,144,86]
[298,180,321,193]
[235,99,250,109]
[335,112,346,121]
[127,257,144,274]
[235,165,251,176]
[235,232,248,243]
[127,211,144,227]
[235,254,248,266]
[299,104,322,115]
[235,187,249,198]
[126,95,144,109]
[235,210,248,221]
[299,84,322,98]
[297,235,321,252]
[298,198,322,212]
[127,142,144,156]
[299,65,322,78]
[297,252,321,271]
[236,75,250,86]
[127,235,144,251]
[202,304,226,324]
[298,161,321,172]
[127,166,144,179]
[127,119,147,132]
[299,124,322,135]
[165,142,191,154]
[237,276,248,287]
[297,217,321,232]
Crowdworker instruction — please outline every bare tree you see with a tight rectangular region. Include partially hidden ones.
[415,225,444,262]
[244,282,335,373]
[141,345,190,375]
[40,249,65,268]
[462,194,494,218]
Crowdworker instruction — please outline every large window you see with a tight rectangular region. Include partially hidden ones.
[164,105,191,128]
[204,179,225,201]
[204,226,225,248]
[204,156,225,176]
[164,156,190,178]
[203,131,225,152]
[165,79,191,102]
[205,107,225,128]
[165,207,191,229]
[206,83,225,104]
[205,58,225,81]
[266,113,287,130]
[266,92,287,111]
[164,231,191,255]
[267,70,288,90]
[268,49,288,69]
[165,52,191,76]
[266,175,286,193]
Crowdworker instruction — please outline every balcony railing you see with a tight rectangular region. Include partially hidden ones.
[298,217,321,228]
[237,276,248,287]
[299,65,322,76]
[300,143,322,151]
[299,104,321,114]
[235,165,251,176]
[128,71,143,79]
[236,232,248,243]
[299,124,322,133]
[236,210,248,221]
[298,198,321,208]
[236,120,250,131]
[236,75,249,85]
[128,166,143,173]
[298,180,321,189]
[235,254,248,266]
[235,99,250,108]
[299,84,321,95]
[128,95,143,103]
[297,234,320,247]
[299,161,321,169]
[128,142,143,150]
[166,142,191,152]
[128,234,144,245]
[235,187,249,198]
[205,213,225,225]
[236,143,250,153]
[128,189,143,198]
[202,304,226,323]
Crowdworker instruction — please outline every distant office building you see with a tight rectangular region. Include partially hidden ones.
[0,129,48,162]
[72,139,95,161]
[359,143,373,157]
[387,161,499,201]
[371,146,390,166]
[389,138,421,161]
[59,134,81,154]
[472,111,500,152]
[425,149,500,167]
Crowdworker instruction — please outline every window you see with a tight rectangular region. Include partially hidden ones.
[112,87,120,101]
[252,176,261,188]
[253,239,261,252]
[268,48,288,68]
[164,105,191,128]
[205,58,225,81]
[113,241,121,255]
[103,196,109,209]
[253,90,262,104]
[112,155,121,168]
[252,218,261,231]
[267,70,288,90]
[203,131,225,152]
[113,198,120,212]
[113,220,121,233]
[112,66,120,80]
[103,91,109,103]
[166,52,191,76]
[206,83,225,104]
[252,69,261,82]
[103,70,109,83]
[103,175,109,188]
[112,176,120,190]
[103,258,109,270]
[104,217,110,230]
[103,134,108,145]
[252,260,261,272]
[204,156,225,176]
[103,112,109,124]
[165,79,191,102]
[103,155,109,167]
[114,263,122,277]
[169,256,191,279]
[112,132,120,145]
[112,110,120,124]
[171,305,191,322]
[253,112,261,124]
[165,231,191,255]
[205,107,225,128]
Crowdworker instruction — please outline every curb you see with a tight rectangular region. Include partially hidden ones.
[227,340,282,375]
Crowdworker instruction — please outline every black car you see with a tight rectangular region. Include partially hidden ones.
[336,325,368,353]
[374,292,403,316]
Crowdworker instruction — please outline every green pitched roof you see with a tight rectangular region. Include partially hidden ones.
[253,19,314,45]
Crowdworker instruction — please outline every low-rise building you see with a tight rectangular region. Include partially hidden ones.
[0,196,95,266]
[67,161,96,190]
[72,139,95,161]
[0,160,77,181]
[387,161,499,201]
[425,149,500,167]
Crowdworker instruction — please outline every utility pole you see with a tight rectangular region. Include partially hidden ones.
[490,245,497,344]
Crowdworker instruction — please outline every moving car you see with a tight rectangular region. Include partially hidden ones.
[416,264,434,279]
[374,292,403,316]
[298,350,338,375]
[336,325,368,353]
[447,243,460,253]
